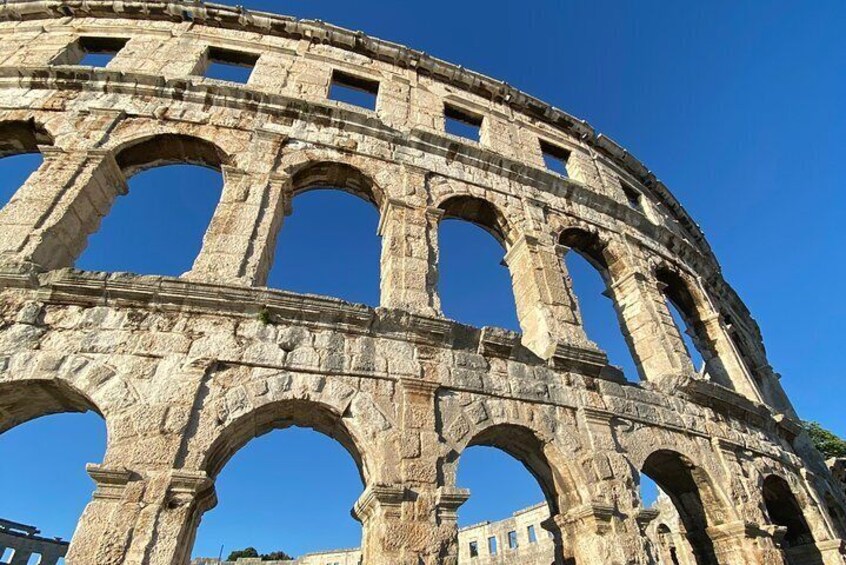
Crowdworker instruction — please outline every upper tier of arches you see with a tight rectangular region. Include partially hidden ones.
[0,0,711,262]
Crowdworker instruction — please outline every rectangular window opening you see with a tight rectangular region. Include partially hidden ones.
[203,46,259,84]
[328,70,379,111]
[74,36,128,67]
[507,530,519,549]
[488,536,498,555]
[444,103,483,142]
[468,541,479,558]
[540,139,570,177]
[621,181,644,211]
[1,548,15,563]
[527,524,538,543]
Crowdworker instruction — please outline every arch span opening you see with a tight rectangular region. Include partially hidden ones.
[763,475,823,564]
[451,424,579,564]
[191,399,367,564]
[641,450,730,565]
[191,427,364,563]
[75,134,230,276]
[559,228,640,381]
[0,381,106,560]
[0,120,53,211]
[267,188,381,306]
[437,196,518,331]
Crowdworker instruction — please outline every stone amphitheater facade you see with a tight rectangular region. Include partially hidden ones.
[0,1,844,564]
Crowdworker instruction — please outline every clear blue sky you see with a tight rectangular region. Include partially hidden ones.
[0,0,843,558]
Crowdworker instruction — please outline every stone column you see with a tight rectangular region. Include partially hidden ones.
[187,129,289,286]
[566,407,645,563]
[706,520,787,565]
[607,268,694,382]
[556,503,634,564]
[697,308,764,403]
[353,484,407,565]
[434,486,471,565]
[65,464,136,565]
[67,465,216,565]
[504,233,608,373]
[0,146,127,271]
[378,199,441,316]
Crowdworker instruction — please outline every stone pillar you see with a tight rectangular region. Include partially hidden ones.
[434,486,471,565]
[707,520,787,565]
[608,268,693,382]
[67,465,215,565]
[568,407,645,563]
[0,146,127,271]
[697,309,764,402]
[378,199,441,316]
[556,503,634,564]
[65,464,136,565]
[187,129,289,286]
[353,484,406,565]
[504,233,608,372]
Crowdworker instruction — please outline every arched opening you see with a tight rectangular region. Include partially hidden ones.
[762,475,822,564]
[267,162,382,306]
[656,523,682,565]
[655,268,731,387]
[268,162,382,306]
[0,120,53,210]
[559,228,640,381]
[75,134,226,276]
[454,425,571,564]
[641,450,730,565]
[0,382,106,563]
[437,196,519,330]
[190,400,367,565]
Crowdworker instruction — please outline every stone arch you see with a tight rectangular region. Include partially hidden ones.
[177,368,389,565]
[0,377,113,563]
[0,378,102,435]
[0,118,55,214]
[0,118,54,159]
[276,149,397,209]
[557,226,626,280]
[436,194,512,248]
[287,160,384,208]
[640,448,734,565]
[653,263,736,387]
[439,397,588,513]
[558,226,644,380]
[443,411,588,564]
[762,474,823,563]
[201,397,371,484]
[113,133,231,179]
[265,154,387,300]
[180,367,392,486]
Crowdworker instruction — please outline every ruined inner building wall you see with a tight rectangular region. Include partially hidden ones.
[0,2,843,565]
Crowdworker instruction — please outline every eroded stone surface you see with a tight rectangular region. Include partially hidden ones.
[0,2,843,564]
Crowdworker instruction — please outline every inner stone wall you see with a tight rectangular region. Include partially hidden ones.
[0,2,843,564]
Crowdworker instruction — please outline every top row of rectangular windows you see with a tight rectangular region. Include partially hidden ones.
[53,37,576,178]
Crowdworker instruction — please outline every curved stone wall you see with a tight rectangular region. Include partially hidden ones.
[0,2,843,564]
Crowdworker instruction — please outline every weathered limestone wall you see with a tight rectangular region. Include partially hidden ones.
[0,2,842,565]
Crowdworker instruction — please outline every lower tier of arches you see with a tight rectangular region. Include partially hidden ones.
[0,280,844,565]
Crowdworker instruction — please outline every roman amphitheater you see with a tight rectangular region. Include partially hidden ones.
[0,1,843,564]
